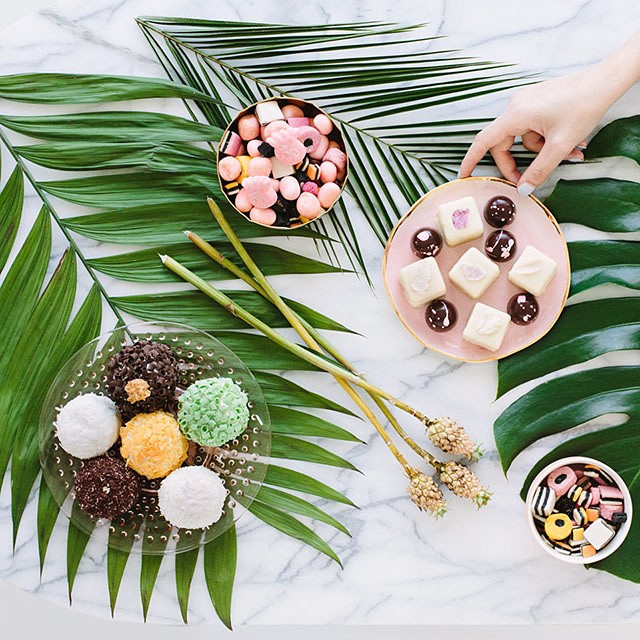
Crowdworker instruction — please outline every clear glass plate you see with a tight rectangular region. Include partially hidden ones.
[39,322,271,555]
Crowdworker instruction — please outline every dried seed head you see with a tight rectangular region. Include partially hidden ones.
[408,471,447,518]
[426,417,483,461]
[438,461,492,508]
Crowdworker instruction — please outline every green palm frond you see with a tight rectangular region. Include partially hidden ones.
[136,18,532,275]
[494,115,640,583]
[0,72,360,627]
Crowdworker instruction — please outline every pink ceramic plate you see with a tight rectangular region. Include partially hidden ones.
[382,177,570,363]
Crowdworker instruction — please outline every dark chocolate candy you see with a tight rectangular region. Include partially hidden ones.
[484,196,516,227]
[485,229,516,262]
[425,299,457,332]
[554,495,574,515]
[411,227,443,258]
[74,457,140,519]
[507,292,539,325]
[257,141,275,157]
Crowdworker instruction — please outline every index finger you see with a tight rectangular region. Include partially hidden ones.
[458,119,513,178]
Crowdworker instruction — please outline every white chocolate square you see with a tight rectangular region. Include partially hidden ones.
[508,245,557,296]
[462,302,511,352]
[448,247,500,300]
[584,518,615,550]
[399,257,446,308]
[270,156,295,178]
[255,100,285,125]
[436,196,484,246]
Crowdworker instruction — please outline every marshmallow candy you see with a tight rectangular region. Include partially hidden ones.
[270,156,296,179]
[436,196,484,246]
[508,245,557,296]
[255,100,285,125]
[398,258,447,308]
[237,114,260,140]
[462,302,510,352]
[448,247,500,300]
[218,156,242,182]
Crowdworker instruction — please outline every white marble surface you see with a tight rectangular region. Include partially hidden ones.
[1,0,640,630]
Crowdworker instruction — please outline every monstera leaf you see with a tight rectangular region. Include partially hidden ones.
[494,115,640,582]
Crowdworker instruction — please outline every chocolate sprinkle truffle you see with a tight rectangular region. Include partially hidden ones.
[425,299,458,332]
[485,229,517,262]
[411,228,443,258]
[484,196,516,228]
[105,340,179,420]
[74,456,140,519]
[508,292,539,325]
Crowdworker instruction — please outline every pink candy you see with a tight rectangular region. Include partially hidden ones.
[302,181,319,196]
[220,130,242,156]
[280,175,301,200]
[296,192,322,219]
[309,135,330,160]
[247,139,262,157]
[287,117,310,128]
[318,182,341,209]
[237,114,260,141]
[242,175,278,209]
[547,465,577,496]
[248,157,272,177]
[250,207,277,226]
[320,161,337,183]
[264,120,290,139]
[218,156,242,182]
[313,113,333,135]
[234,188,252,213]
[282,104,304,118]
[322,147,347,171]
[268,127,307,165]
[296,126,322,154]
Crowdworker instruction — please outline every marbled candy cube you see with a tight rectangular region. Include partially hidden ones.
[436,196,484,246]
[399,257,446,308]
[462,302,511,352]
[508,245,557,296]
[448,247,500,299]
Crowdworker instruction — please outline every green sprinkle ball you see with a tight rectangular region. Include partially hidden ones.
[178,377,250,447]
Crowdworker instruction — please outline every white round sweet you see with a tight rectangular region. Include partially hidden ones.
[158,466,227,530]
[55,393,120,459]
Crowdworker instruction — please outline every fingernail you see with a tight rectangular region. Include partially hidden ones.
[576,144,587,150]
[517,182,535,196]
[567,156,583,163]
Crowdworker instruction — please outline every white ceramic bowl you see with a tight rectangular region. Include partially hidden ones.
[525,456,633,564]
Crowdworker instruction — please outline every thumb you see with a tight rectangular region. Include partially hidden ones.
[517,139,573,195]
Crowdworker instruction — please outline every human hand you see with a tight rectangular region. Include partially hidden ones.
[459,67,613,195]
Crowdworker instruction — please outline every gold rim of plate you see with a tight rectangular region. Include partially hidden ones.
[381,176,571,364]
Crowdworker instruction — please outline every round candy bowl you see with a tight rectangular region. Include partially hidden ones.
[525,456,633,565]
[217,96,349,230]
[39,322,271,556]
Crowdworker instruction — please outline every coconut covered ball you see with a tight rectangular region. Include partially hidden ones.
[178,377,249,447]
[55,393,120,459]
[158,466,227,529]
[105,340,179,421]
[74,456,140,519]
[120,411,188,479]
